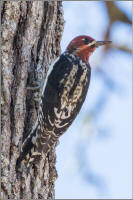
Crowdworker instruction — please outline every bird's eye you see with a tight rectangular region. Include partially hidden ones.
[83,38,92,45]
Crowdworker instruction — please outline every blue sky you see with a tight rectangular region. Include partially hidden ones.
[55,1,132,199]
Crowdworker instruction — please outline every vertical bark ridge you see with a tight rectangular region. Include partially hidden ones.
[2,2,21,198]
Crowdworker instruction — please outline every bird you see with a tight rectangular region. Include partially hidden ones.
[16,35,111,171]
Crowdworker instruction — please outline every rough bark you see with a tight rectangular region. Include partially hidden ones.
[1,1,64,199]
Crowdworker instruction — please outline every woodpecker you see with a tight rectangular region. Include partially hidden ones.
[16,35,111,171]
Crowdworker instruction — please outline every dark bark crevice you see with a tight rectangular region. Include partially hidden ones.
[1,1,6,21]
[10,1,30,159]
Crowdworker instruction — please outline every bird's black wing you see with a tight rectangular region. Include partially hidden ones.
[41,52,91,135]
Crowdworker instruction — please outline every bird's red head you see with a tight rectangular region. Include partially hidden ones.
[66,35,111,63]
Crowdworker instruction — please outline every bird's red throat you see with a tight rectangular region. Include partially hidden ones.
[75,46,96,63]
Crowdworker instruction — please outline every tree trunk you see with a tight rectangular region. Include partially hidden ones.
[1,1,64,199]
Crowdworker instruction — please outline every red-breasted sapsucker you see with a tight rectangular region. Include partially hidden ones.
[16,35,111,171]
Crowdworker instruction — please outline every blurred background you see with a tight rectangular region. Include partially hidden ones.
[55,1,132,199]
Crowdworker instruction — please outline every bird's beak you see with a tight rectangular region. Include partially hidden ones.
[95,41,112,47]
